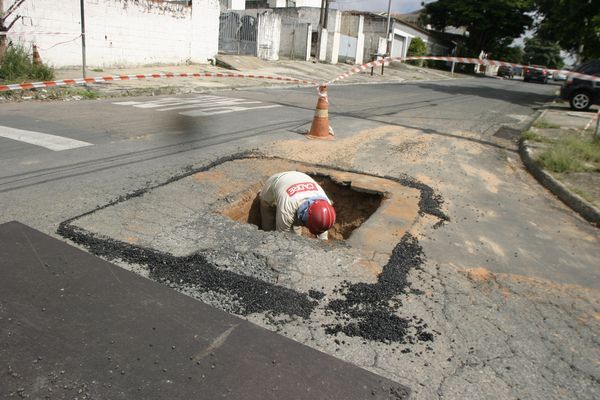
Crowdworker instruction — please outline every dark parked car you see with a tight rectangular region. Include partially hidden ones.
[497,66,513,79]
[523,65,549,83]
[560,59,600,111]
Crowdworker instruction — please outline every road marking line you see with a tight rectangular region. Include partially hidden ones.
[158,100,262,112]
[0,126,92,151]
[113,95,282,117]
[179,104,281,117]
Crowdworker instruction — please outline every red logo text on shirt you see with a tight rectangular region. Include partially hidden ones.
[286,182,317,197]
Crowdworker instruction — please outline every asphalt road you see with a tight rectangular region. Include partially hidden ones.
[2,77,599,399]
[0,77,553,198]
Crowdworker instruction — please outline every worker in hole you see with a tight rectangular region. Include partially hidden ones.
[259,171,336,240]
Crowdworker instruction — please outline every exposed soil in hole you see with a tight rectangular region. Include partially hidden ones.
[221,174,384,241]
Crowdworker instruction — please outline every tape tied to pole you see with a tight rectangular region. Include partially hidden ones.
[317,84,328,103]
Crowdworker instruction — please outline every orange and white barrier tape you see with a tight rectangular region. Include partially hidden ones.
[328,56,600,85]
[0,72,317,92]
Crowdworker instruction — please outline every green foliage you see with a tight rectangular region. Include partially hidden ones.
[422,0,536,56]
[407,37,427,57]
[494,45,524,64]
[407,37,428,66]
[0,44,54,83]
[538,134,600,173]
[521,130,553,143]
[535,0,600,61]
[523,37,564,68]
[532,119,560,129]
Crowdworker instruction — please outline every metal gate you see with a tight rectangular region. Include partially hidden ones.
[219,12,257,56]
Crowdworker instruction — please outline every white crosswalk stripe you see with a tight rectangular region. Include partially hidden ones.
[113,95,281,116]
[0,125,92,151]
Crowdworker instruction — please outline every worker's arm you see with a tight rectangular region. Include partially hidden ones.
[275,206,295,233]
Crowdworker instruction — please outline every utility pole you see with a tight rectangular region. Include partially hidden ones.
[316,0,325,62]
[383,0,392,75]
[80,0,87,78]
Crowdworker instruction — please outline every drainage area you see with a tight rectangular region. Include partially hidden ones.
[221,174,384,241]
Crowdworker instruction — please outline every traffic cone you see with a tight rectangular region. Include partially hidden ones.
[306,84,334,140]
[32,44,42,66]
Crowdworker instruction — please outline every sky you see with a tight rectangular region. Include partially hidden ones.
[331,0,435,14]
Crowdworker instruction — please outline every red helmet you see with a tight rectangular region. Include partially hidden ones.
[307,199,336,235]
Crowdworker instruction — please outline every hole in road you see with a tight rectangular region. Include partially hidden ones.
[221,174,384,241]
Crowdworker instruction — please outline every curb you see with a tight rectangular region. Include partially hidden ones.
[519,138,600,227]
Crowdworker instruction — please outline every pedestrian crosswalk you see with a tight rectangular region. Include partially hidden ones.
[113,94,281,117]
[0,95,281,153]
[0,125,92,151]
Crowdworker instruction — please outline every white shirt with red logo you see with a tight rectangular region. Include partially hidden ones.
[260,171,331,233]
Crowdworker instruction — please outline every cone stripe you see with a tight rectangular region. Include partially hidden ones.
[315,109,328,118]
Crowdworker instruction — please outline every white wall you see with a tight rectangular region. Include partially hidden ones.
[294,0,322,7]
[257,12,281,60]
[6,0,219,68]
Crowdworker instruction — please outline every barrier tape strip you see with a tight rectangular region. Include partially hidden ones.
[0,72,317,92]
[2,55,597,93]
[328,56,600,85]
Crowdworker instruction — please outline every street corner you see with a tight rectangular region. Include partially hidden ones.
[57,154,450,347]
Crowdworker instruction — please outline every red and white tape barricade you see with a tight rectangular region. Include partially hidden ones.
[2,55,598,93]
[0,72,317,92]
[328,56,600,85]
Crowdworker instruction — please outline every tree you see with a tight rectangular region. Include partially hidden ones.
[0,0,26,62]
[535,0,600,62]
[421,0,536,57]
[494,45,524,64]
[407,37,427,57]
[523,37,564,68]
[407,37,427,66]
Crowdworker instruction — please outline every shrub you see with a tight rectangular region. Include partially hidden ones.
[407,37,427,66]
[0,44,54,83]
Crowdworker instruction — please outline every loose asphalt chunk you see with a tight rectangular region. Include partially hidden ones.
[0,221,410,400]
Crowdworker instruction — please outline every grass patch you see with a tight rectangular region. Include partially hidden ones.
[571,187,595,203]
[537,134,600,173]
[522,130,553,143]
[0,45,54,83]
[59,86,99,100]
[92,68,104,72]
[533,119,560,129]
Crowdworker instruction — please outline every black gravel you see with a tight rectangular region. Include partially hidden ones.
[58,224,317,318]
[308,290,326,300]
[324,233,434,344]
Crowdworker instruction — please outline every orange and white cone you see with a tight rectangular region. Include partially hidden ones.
[306,84,335,140]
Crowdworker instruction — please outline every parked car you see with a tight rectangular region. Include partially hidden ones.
[560,59,600,111]
[553,68,569,81]
[523,65,549,83]
[497,66,513,79]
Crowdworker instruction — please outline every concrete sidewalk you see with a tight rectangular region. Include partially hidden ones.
[520,102,600,225]
[44,57,465,98]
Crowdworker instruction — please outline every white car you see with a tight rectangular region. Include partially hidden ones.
[553,69,569,81]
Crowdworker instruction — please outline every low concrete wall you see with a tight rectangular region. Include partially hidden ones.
[7,0,219,68]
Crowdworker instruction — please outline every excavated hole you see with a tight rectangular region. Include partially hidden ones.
[221,174,384,241]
